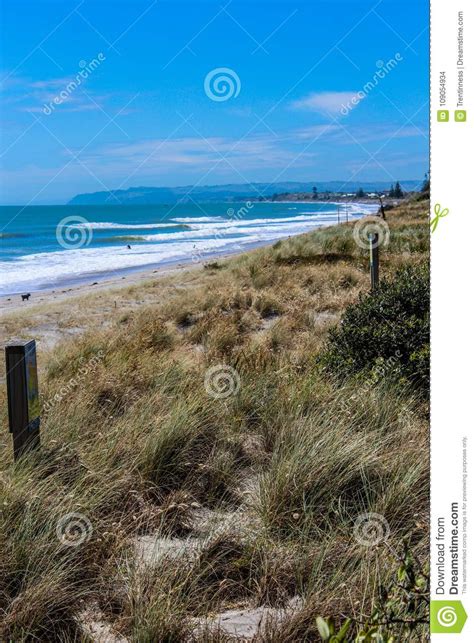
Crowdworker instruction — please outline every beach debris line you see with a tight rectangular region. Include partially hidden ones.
[5,340,41,461]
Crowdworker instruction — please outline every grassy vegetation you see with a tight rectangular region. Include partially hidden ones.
[321,263,429,392]
[0,198,429,641]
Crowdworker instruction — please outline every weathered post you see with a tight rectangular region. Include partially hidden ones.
[337,205,340,225]
[369,233,379,291]
[5,340,41,460]
[378,195,386,220]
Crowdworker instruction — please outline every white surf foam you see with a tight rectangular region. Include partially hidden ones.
[0,203,377,295]
[172,216,225,223]
[1,237,258,294]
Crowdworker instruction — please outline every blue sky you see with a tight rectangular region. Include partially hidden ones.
[0,0,429,204]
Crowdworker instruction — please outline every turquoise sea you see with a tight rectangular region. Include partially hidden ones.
[0,201,378,296]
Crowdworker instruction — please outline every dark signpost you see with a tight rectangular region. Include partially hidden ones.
[5,340,41,460]
[369,233,380,291]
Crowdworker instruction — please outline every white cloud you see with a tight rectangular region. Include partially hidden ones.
[291,91,359,115]
[1,71,113,114]
[293,124,343,140]
[0,118,427,204]
[76,133,317,179]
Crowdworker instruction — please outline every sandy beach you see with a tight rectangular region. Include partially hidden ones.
[0,201,381,301]
[1,260,193,314]
[0,197,430,641]
[0,0,431,635]
[0,226,347,351]
[1,258,207,350]
[1,240,287,353]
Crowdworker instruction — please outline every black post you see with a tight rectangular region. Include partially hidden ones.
[5,340,41,460]
[370,233,379,291]
[378,195,386,220]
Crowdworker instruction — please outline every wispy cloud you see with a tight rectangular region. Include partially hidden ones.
[293,122,426,144]
[28,77,75,90]
[1,69,111,115]
[0,118,428,204]
[290,91,359,115]
[21,101,102,114]
[293,124,342,140]
[64,121,426,181]
[76,133,316,177]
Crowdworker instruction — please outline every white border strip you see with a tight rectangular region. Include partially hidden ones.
[431,0,473,637]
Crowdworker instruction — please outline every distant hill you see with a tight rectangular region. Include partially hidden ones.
[68,180,422,205]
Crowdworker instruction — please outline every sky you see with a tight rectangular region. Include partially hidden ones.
[0,0,429,205]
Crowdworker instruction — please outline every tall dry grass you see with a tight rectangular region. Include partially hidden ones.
[0,198,429,641]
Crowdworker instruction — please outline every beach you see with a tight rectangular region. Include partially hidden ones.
[0,0,432,635]
[0,199,379,352]
[0,198,430,640]
[0,201,379,297]
[1,249,244,314]
[0,255,205,350]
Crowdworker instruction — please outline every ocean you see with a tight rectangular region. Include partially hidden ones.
[0,201,378,296]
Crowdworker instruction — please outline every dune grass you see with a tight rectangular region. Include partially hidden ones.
[0,198,429,641]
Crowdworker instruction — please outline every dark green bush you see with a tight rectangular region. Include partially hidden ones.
[321,263,429,392]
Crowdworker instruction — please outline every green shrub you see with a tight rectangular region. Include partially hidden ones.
[315,541,429,641]
[321,263,429,391]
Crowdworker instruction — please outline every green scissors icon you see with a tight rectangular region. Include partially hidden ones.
[431,203,449,233]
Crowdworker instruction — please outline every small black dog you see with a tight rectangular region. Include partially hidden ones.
[21,293,31,301]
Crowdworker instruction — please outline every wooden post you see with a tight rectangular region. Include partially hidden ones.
[5,340,41,460]
[378,195,386,220]
[346,204,349,224]
[370,233,379,291]
[337,205,340,225]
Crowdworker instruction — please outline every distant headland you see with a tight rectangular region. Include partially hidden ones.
[68,180,422,205]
